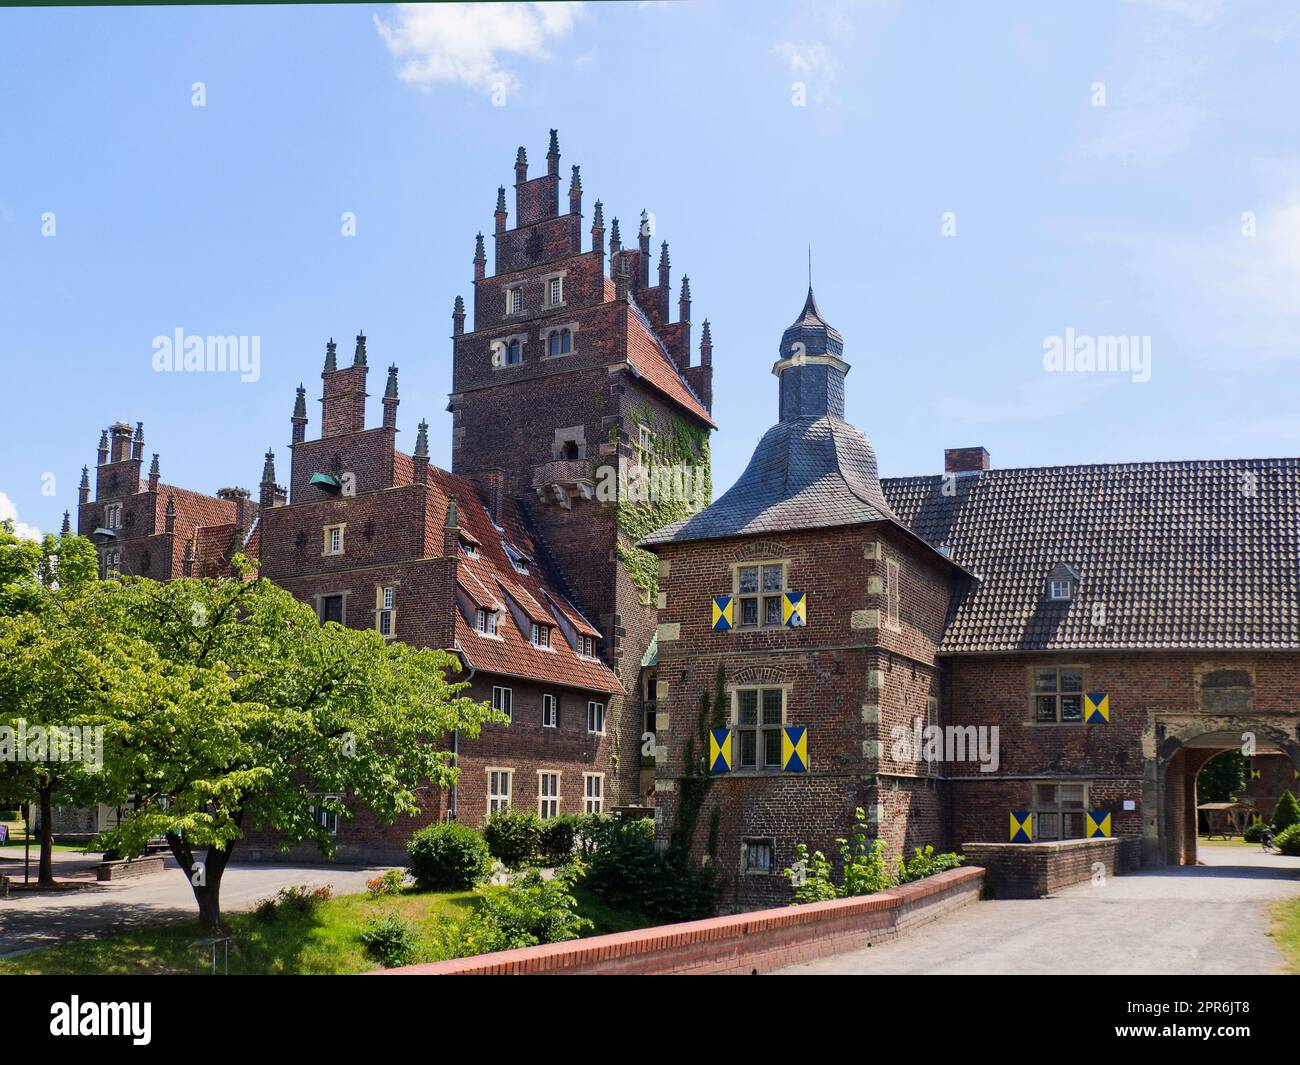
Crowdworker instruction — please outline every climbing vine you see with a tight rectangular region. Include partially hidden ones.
[611,408,712,599]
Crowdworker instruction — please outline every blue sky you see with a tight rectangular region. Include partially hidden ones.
[2,0,1299,539]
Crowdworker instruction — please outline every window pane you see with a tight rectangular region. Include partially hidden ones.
[1037,812,1060,840]
[1034,668,1058,693]
[761,565,783,592]
[763,729,781,766]
[764,596,782,625]
[738,690,758,725]
[1059,785,1085,807]
[1035,695,1057,722]
[1062,812,1085,838]
[739,730,756,766]
[1034,783,1057,805]
[1060,668,1083,692]
[761,690,782,725]
[738,567,758,593]
[741,598,758,625]
[1060,695,1083,722]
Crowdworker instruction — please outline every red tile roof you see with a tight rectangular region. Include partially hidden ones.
[625,304,715,427]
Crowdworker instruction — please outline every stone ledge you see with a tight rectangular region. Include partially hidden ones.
[96,856,165,882]
[961,837,1119,898]
[374,866,985,976]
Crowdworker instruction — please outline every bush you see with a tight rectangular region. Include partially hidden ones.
[585,816,713,922]
[573,812,614,857]
[1244,820,1266,843]
[359,913,420,968]
[483,809,542,869]
[407,822,491,890]
[1275,823,1300,857]
[896,845,966,884]
[1271,791,1300,834]
[253,883,333,920]
[475,862,593,948]
[538,815,580,863]
[366,869,407,899]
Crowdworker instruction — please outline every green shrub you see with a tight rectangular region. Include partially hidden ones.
[1275,823,1300,857]
[427,911,509,960]
[1244,820,1266,843]
[538,815,579,863]
[366,869,406,899]
[359,913,420,968]
[896,845,966,884]
[407,822,490,890]
[253,883,333,920]
[585,816,713,922]
[483,809,542,868]
[1271,791,1300,834]
[782,843,838,903]
[475,862,593,948]
[573,812,613,857]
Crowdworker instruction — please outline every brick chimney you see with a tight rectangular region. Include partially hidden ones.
[944,447,990,474]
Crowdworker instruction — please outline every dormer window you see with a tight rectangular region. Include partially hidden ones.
[476,608,500,636]
[458,537,478,558]
[502,541,531,575]
[579,634,596,657]
[1046,562,1080,602]
[531,623,550,649]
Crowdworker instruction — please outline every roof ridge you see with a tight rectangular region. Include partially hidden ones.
[882,455,1300,482]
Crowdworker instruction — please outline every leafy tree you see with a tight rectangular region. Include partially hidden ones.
[90,561,502,932]
[1197,749,1245,803]
[0,524,113,885]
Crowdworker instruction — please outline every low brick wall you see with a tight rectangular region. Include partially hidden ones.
[96,856,165,882]
[377,866,984,975]
[961,838,1118,898]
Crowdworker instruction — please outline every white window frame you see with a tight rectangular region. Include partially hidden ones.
[742,837,776,874]
[542,693,558,729]
[538,771,560,819]
[104,503,122,530]
[584,773,604,813]
[323,523,345,556]
[312,794,341,836]
[531,622,550,649]
[487,768,513,815]
[546,275,564,307]
[587,701,605,735]
[377,585,395,636]
[1049,578,1073,601]
[492,685,512,722]
[506,286,523,316]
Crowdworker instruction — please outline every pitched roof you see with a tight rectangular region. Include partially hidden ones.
[625,301,715,427]
[641,415,899,545]
[881,457,1300,653]
[432,468,623,694]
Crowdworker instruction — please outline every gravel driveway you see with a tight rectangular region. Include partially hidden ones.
[778,845,1300,975]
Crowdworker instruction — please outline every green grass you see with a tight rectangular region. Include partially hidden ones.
[0,881,650,976]
[1269,897,1300,975]
[1197,837,1257,848]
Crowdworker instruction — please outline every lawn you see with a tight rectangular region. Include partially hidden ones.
[1269,897,1300,975]
[0,881,646,976]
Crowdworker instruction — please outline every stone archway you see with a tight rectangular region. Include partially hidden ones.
[1144,721,1300,866]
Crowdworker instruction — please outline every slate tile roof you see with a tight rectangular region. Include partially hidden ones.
[881,458,1300,653]
[641,415,899,545]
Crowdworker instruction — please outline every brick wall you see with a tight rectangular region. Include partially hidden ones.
[960,838,1117,898]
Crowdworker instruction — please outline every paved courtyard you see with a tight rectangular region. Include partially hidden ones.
[779,846,1300,975]
[0,852,392,958]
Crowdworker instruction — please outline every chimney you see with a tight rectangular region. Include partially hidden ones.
[109,421,134,463]
[474,468,505,525]
[217,486,252,530]
[944,447,990,474]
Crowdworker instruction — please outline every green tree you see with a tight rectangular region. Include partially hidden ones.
[89,562,502,932]
[1197,749,1245,803]
[1271,789,1300,833]
[0,524,113,885]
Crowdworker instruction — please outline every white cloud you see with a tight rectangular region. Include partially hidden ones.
[0,492,42,541]
[374,2,583,94]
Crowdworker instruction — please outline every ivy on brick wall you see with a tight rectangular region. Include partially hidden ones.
[611,410,712,599]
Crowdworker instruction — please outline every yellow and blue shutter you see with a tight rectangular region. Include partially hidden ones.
[1010,810,1033,843]
[1084,692,1109,723]
[781,726,808,772]
[782,592,806,627]
[1085,810,1112,838]
[709,728,732,773]
[712,595,734,632]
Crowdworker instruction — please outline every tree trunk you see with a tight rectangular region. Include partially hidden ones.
[169,810,243,935]
[37,782,55,886]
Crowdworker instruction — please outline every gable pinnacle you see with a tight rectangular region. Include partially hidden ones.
[548,129,559,158]
[324,338,337,372]
[385,363,399,399]
[61,510,71,535]
[353,331,367,366]
[149,452,160,477]
[262,448,276,483]
[414,419,430,459]
[495,186,507,213]
[292,384,307,420]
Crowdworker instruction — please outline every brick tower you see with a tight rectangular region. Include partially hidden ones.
[448,131,716,805]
